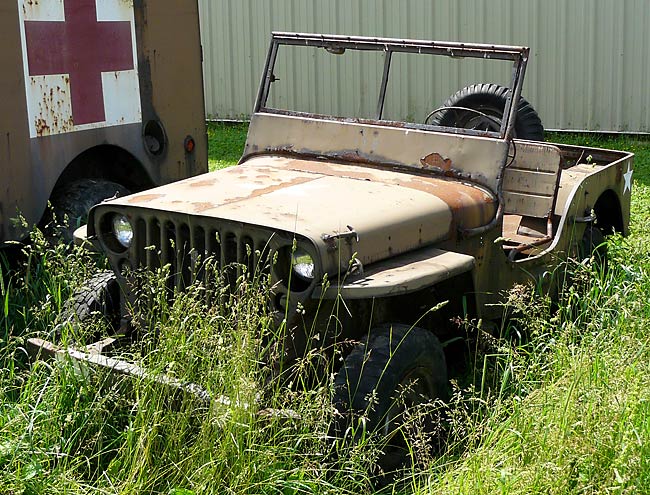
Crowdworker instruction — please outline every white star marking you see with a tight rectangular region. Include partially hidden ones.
[623,164,633,194]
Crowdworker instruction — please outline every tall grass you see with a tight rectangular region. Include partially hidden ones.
[0,239,381,493]
[1,131,649,494]
[418,134,650,494]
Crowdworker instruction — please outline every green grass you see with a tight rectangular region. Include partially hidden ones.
[207,122,249,171]
[1,128,650,494]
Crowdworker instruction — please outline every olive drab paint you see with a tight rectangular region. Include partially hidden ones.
[0,0,207,244]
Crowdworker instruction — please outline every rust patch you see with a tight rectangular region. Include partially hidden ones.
[271,158,376,181]
[189,178,218,187]
[34,118,50,137]
[389,176,496,229]
[222,176,317,203]
[420,152,452,171]
[128,193,165,203]
[192,202,215,212]
[238,156,495,229]
[336,151,373,164]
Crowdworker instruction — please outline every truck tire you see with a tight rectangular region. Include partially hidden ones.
[51,178,130,243]
[331,324,447,476]
[428,83,544,141]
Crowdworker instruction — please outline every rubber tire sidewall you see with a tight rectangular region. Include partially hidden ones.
[51,178,130,243]
[62,270,121,331]
[331,324,448,473]
[579,225,608,271]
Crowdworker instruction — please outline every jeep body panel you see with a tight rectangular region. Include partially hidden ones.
[322,247,475,299]
[244,113,509,195]
[97,151,496,275]
[0,0,207,243]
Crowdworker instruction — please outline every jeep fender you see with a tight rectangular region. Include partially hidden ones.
[320,246,475,299]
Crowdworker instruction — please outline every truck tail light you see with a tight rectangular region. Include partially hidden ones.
[184,135,196,153]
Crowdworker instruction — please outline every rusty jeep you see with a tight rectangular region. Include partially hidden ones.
[30,33,634,470]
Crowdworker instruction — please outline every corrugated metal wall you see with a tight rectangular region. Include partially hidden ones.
[198,0,650,132]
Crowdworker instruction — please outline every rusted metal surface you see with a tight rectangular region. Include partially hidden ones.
[243,113,509,195]
[1,0,207,244]
[98,153,496,273]
[26,337,212,409]
[77,33,634,374]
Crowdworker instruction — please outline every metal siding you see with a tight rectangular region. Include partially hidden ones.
[199,0,649,132]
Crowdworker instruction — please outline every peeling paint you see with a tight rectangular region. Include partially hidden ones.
[128,193,165,203]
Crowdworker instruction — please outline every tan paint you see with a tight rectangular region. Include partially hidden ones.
[502,145,561,219]
[65,33,641,394]
[107,152,496,270]
[323,247,475,299]
[244,113,509,194]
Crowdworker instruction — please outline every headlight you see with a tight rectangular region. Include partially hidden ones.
[112,214,133,248]
[292,248,315,282]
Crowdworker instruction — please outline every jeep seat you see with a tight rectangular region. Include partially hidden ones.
[501,141,563,259]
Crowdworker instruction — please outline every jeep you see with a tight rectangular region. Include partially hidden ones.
[30,33,634,471]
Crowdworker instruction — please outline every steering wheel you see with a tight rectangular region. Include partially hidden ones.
[424,105,504,132]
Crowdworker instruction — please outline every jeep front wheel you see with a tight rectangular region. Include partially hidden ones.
[54,270,122,343]
[331,324,448,476]
[579,224,608,271]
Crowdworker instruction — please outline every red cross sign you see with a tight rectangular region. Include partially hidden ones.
[19,0,141,136]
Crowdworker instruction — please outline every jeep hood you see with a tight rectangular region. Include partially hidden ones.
[107,155,495,270]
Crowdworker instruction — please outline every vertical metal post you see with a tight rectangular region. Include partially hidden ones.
[375,49,392,120]
[503,48,529,140]
[254,36,280,112]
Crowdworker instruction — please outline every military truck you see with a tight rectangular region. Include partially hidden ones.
[0,0,206,244]
[30,33,633,470]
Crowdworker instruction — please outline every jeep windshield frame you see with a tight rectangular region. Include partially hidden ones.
[254,32,530,141]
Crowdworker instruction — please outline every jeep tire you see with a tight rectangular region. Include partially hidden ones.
[429,83,544,141]
[331,324,448,476]
[51,178,130,243]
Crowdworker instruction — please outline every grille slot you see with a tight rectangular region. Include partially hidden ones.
[133,216,273,290]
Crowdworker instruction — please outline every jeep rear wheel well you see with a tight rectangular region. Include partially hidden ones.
[593,189,624,234]
[54,145,154,193]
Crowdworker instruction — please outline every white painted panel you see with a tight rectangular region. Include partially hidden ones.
[101,70,141,125]
[18,0,141,137]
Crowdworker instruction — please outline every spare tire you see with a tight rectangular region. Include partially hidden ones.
[427,83,544,141]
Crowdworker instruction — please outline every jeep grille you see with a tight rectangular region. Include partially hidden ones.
[122,214,274,289]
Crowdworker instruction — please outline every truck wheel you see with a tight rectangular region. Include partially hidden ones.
[579,225,608,271]
[57,270,122,340]
[51,178,130,243]
[427,83,544,140]
[331,324,447,477]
